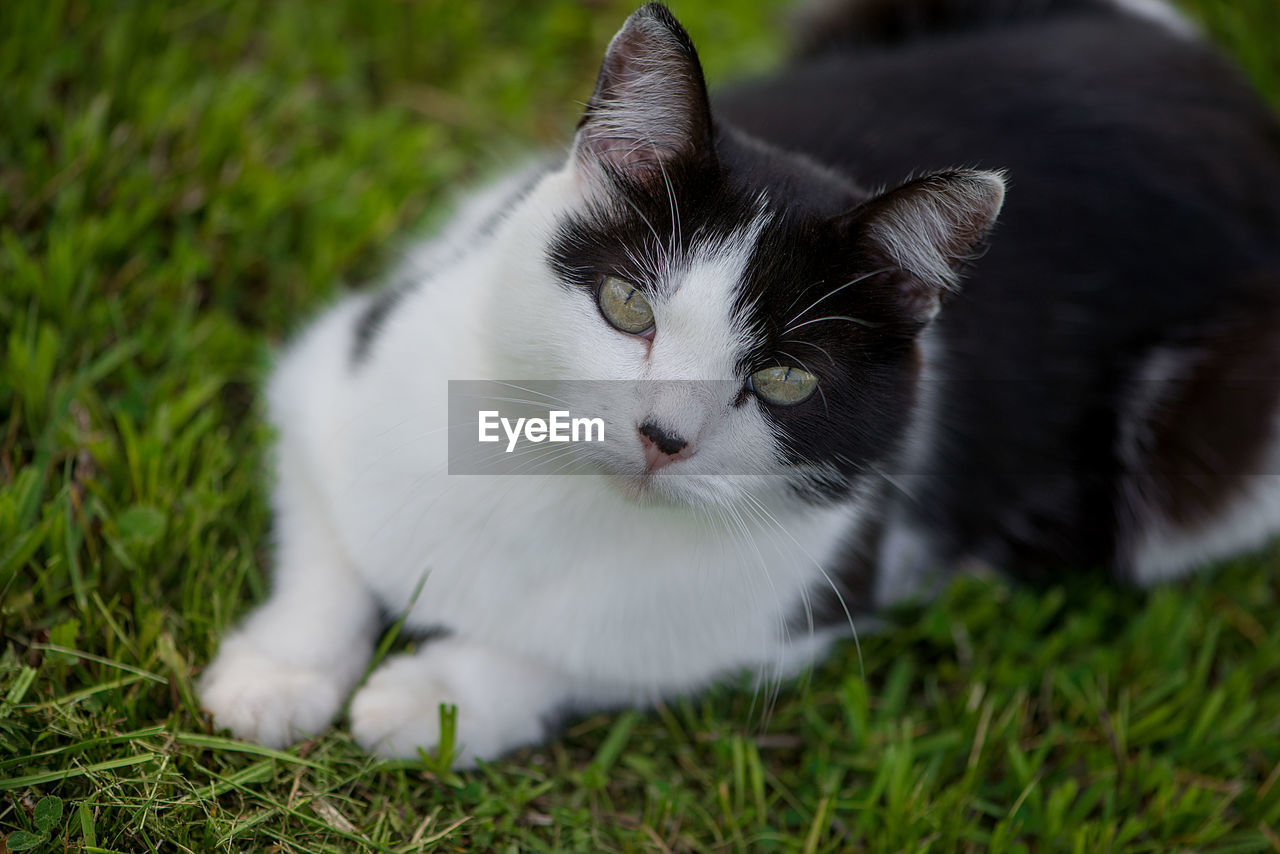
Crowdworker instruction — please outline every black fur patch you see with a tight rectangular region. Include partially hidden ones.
[351,285,409,367]
[350,166,547,370]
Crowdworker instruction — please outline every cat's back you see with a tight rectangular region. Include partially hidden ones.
[718,0,1280,575]
[717,6,1280,312]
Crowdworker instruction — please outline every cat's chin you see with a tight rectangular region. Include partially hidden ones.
[607,470,690,507]
[604,468,746,511]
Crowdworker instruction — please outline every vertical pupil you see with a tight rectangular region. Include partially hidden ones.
[624,289,636,305]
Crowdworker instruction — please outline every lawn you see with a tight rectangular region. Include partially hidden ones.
[2,0,1279,851]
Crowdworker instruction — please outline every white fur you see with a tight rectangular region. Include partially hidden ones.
[1129,475,1280,584]
[1106,0,1198,38]
[1119,349,1280,583]
[199,335,383,746]
[574,13,700,180]
[869,173,1005,297]
[1116,345,1280,581]
[349,640,570,766]
[201,158,864,765]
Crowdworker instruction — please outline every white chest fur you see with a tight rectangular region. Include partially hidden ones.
[269,195,860,699]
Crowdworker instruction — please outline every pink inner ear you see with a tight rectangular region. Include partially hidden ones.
[582,134,673,186]
[573,6,713,187]
[607,143,666,173]
[855,170,1006,291]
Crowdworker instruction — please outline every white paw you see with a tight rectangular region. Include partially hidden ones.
[349,655,462,762]
[200,636,347,748]
[349,651,546,767]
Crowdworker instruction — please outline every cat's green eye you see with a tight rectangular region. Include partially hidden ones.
[750,366,819,407]
[598,276,655,335]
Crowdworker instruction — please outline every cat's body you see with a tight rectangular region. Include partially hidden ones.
[201,0,1280,765]
[723,0,1280,589]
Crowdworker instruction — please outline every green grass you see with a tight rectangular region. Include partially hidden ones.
[2,0,1279,851]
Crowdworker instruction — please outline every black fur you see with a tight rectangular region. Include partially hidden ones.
[351,286,408,366]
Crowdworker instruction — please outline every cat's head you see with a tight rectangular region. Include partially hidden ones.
[487,2,1004,509]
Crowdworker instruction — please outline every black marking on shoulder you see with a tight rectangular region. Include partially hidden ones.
[352,165,550,369]
[351,284,411,368]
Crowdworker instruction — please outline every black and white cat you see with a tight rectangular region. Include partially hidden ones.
[201,0,1280,766]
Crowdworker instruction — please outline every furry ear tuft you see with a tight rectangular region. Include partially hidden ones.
[846,169,1006,322]
[573,3,714,186]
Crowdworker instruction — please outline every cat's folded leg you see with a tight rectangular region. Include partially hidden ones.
[200,460,380,748]
[349,638,571,768]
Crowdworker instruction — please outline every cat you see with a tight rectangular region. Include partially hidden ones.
[200,0,1280,767]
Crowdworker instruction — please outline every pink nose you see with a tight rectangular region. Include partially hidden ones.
[639,421,691,471]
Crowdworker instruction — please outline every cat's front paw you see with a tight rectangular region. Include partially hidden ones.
[349,650,548,768]
[200,637,347,748]
[348,656,456,762]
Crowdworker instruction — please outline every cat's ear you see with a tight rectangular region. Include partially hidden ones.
[842,170,1006,323]
[572,3,714,187]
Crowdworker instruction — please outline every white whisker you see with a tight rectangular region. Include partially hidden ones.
[785,314,884,336]
[785,267,894,327]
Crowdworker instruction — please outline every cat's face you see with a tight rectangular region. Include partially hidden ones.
[485,3,1004,510]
